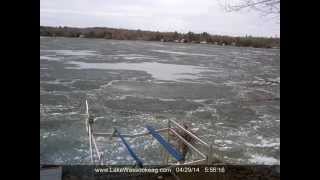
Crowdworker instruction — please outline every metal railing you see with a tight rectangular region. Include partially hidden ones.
[83,99,215,166]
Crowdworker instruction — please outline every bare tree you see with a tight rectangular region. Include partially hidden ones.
[223,0,280,16]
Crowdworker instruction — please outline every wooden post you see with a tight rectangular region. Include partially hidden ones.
[85,100,89,132]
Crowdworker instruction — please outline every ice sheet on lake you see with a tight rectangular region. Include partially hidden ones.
[248,154,279,165]
[67,61,211,81]
[152,50,217,57]
[40,56,61,61]
[41,50,99,56]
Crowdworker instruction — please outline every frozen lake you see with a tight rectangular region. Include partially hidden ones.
[40,37,280,165]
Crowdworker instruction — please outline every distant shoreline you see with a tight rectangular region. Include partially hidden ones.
[40,26,280,49]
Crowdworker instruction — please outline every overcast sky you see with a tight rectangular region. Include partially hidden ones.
[40,0,279,37]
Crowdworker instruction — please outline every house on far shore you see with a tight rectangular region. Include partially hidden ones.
[231,42,236,46]
[214,42,218,45]
[180,39,186,43]
[79,34,85,38]
[200,41,207,44]
[160,38,165,42]
[174,39,180,43]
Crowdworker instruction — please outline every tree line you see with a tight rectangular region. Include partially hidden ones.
[40,26,279,48]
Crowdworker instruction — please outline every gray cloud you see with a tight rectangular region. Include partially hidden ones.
[40,0,279,37]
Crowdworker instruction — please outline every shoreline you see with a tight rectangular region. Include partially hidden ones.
[40,26,280,49]
[40,35,280,50]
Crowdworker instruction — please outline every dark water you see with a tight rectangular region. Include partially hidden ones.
[40,37,280,165]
